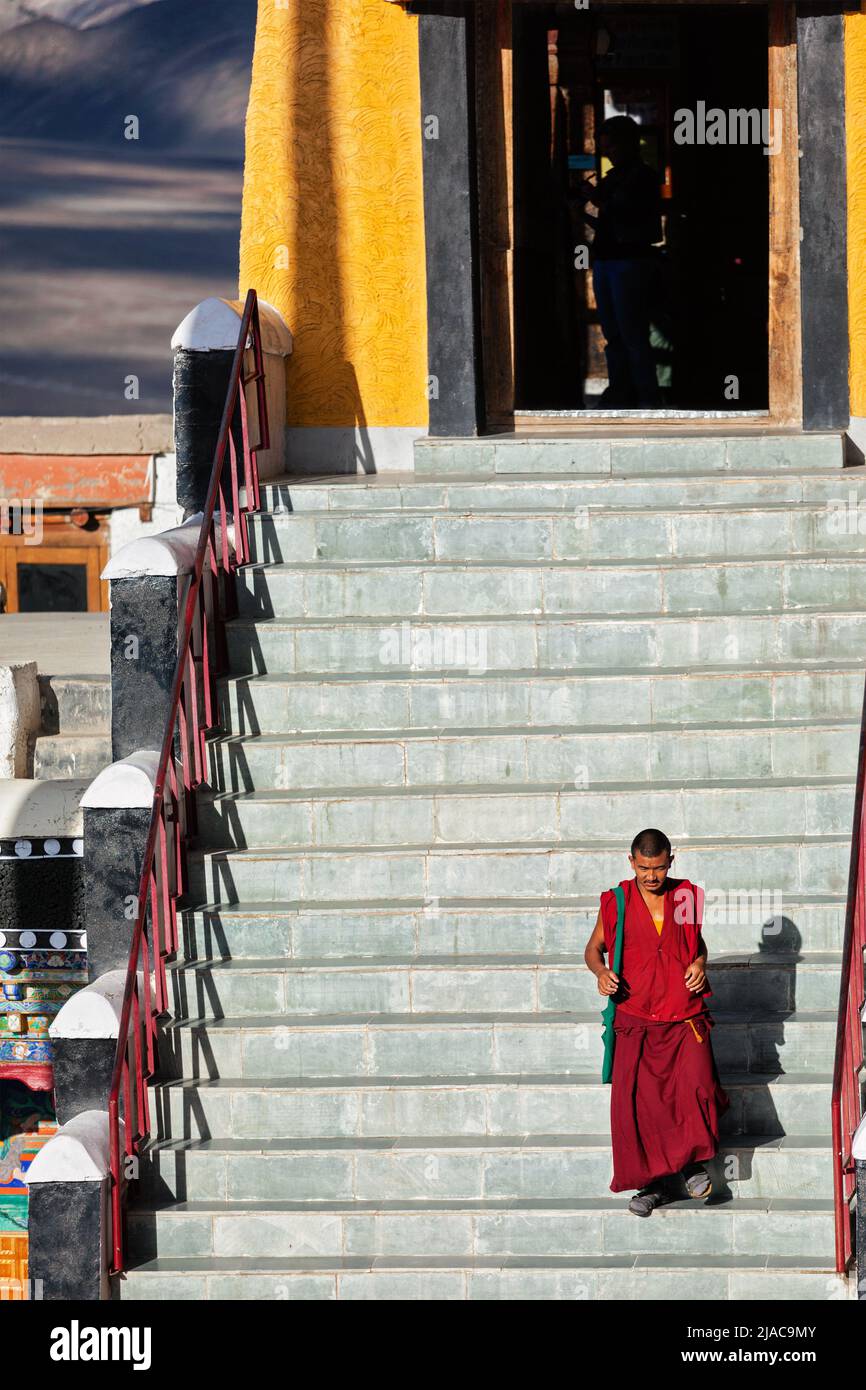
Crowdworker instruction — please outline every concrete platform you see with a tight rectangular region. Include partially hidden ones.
[0,613,109,675]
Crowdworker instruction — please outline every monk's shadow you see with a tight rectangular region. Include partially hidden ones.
[679,914,805,1207]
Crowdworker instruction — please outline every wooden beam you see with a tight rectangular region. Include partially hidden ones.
[768,0,804,425]
[475,0,515,424]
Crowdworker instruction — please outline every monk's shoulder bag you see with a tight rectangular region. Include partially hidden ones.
[600,883,626,1085]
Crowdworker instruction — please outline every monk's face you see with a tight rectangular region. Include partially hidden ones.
[629,851,672,892]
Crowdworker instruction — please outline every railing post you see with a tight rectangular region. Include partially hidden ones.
[80,754,160,981]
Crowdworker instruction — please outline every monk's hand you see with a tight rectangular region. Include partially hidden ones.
[597,968,620,997]
[684,962,706,993]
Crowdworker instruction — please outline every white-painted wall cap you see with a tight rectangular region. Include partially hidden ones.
[26,1110,122,1184]
[853,1111,866,1162]
[171,297,293,357]
[50,969,132,1040]
[80,750,160,810]
[101,512,234,579]
[172,297,249,352]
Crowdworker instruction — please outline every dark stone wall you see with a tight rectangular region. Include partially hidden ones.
[109,575,178,764]
[174,347,241,515]
[28,1180,107,1301]
[797,7,849,430]
[52,1039,117,1124]
[416,1,484,436]
[0,848,84,939]
[84,807,153,982]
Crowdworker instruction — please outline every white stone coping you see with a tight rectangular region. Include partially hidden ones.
[0,778,86,838]
[26,1110,123,1185]
[171,296,293,357]
[50,968,150,1042]
[853,1111,866,1163]
[101,511,234,579]
[81,751,160,811]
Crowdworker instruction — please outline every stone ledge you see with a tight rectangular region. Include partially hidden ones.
[0,416,173,457]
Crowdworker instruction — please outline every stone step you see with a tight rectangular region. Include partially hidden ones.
[33,732,112,781]
[194,782,856,852]
[118,1252,851,1301]
[235,557,866,622]
[164,954,842,1023]
[255,467,857,515]
[179,898,843,960]
[245,510,866,572]
[185,839,851,906]
[37,674,110,737]
[123,1193,837,1260]
[218,667,866,737]
[135,1134,835,1205]
[160,1010,839,1079]
[206,724,861,793]
[412,433,845,477]
[224,612,866,678]
[152,1072,833,1142]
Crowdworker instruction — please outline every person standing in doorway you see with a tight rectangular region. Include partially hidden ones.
[583,828,730,1216]
[575,115,663,409]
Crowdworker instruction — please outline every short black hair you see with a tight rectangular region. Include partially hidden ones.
[601,115,642,152]
[630,828,672,859]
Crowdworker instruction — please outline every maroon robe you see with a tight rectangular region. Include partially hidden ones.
[599,877,730,1192]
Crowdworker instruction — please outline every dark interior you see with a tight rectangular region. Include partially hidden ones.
[512,3,770,412]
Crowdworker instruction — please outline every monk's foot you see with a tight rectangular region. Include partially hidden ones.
[682,1163,713,1199]
[628,1184,667,1217]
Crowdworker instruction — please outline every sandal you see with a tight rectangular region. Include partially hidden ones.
[683,1164,713,1199]
[628,1184,667,1217]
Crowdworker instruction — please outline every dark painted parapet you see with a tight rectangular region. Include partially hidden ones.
[28,1180,108,1301]
[109,575,178,765]
[174,347,237,516]
[83,806,152,982]
[416,1,484,436]
[797,7,849,430]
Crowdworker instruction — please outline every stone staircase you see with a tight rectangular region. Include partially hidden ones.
[34,673,111,780]
[119,433,861,1300]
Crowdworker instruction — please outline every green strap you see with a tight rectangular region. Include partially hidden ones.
[611,884,626,976]
[600,884,626,1085]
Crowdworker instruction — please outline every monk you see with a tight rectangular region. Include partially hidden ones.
[584,828,730,1216]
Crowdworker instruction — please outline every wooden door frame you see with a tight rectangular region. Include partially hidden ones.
[475,0,804,431]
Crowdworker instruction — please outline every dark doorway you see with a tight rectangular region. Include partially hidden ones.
[512,3,770,414]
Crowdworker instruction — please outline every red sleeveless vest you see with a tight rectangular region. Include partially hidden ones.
[599,876,712,1023]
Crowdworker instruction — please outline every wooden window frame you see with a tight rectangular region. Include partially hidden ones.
[0,513,110,614]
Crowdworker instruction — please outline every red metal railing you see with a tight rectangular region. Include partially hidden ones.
[832,674,866,1273]
[107,289,269,1275]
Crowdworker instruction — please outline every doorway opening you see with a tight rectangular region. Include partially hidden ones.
[509,3,772,418]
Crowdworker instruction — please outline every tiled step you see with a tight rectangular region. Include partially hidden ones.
[152,1072,833,1141]
[159,1010,839,1080]
[179,898,843,959]
[218,667,866,736]
[225,612,866,678]
[185,839,852,906]
[164,955,842,1022]
[235,557,866,622]
[412,433,845,476]
[123,1193,837,1260]
[118,1252,852,1301]
[194,782,856,851]
[256,465,855,513]
[206,724,861,794]
[135,1133,835,1204]
[244,509,866,569]
[33,732,112,780]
